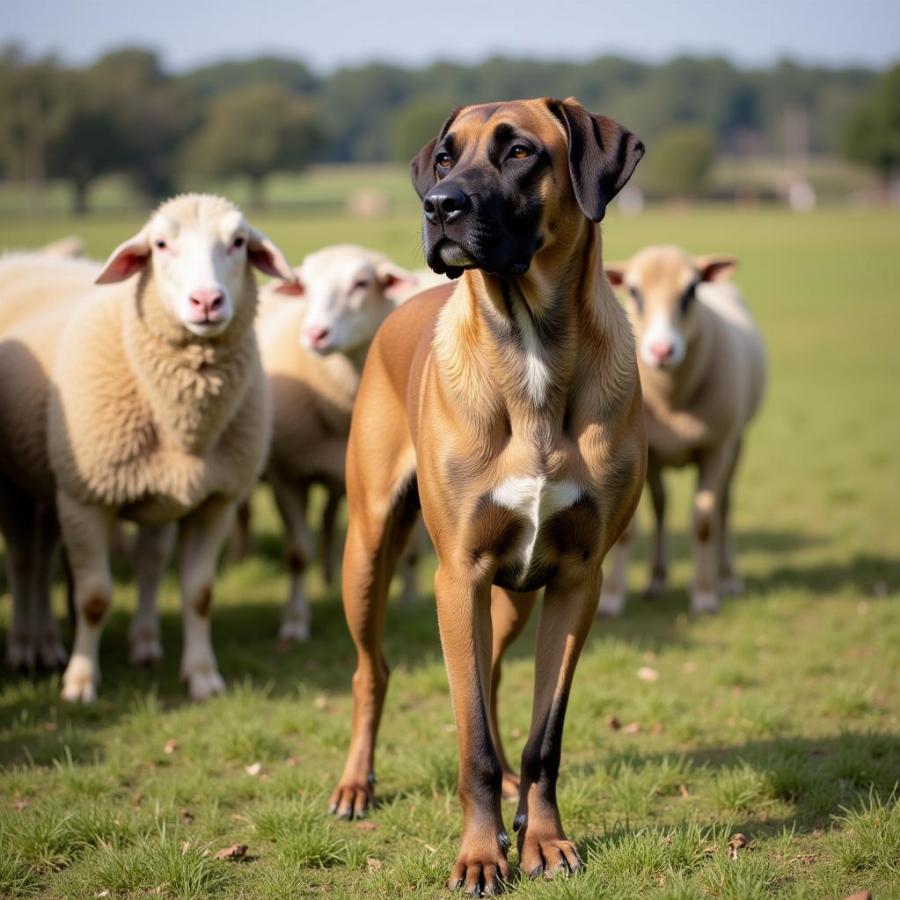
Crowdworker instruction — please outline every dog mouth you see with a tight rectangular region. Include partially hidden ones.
[428,236,533,280]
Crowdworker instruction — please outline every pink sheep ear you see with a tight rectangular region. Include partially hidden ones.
[248,228,295,282]
[272,275,305,296]
[375,260,418,302]
[95,230,151,284]
[605,263,626,287]
[695,255,738,283]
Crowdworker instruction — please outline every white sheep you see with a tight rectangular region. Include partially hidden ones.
[238,245,442,642]
[0,194,295,699]
[598,245,766,615]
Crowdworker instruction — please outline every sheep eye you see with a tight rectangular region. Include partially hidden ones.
[680,281,699,313]
[232,236,245,249]
[509,145,531,160]
[353,279,369,291]
[155,239,167,250]
[628,285,644,312]
[435,152,452,169]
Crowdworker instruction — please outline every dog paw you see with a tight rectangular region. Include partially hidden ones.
[61,655,99,703]
[518,831,583,879]
[448,832,510,895]
[596,589,626,617]
[690,589,720,615]
[328,777,374,820]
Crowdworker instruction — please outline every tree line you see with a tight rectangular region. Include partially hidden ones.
[1,44,896,213]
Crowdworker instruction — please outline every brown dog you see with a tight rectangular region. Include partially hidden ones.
[328,97,646,893]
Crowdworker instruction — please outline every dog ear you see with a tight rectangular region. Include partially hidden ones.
[410,108,461,199]
[548,97,645,222]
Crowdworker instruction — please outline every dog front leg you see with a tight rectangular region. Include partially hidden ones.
[514,563,601,879]
[489,586,537,800]
[438,566,510,896]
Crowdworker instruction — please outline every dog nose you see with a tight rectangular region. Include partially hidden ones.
[649,340,674,363]
[423,185,470,225]
[189,288,225,317]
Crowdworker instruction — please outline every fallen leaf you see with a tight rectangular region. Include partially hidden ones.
[637,666,660,682]
[355,820,378,831]
[650,722,664,735]
[623,722,641,735]
[313,695,329,710]
[245,762,263,777]
[643,650,658,662]
[131,791,145,809]
[702,845,718,855]
[95,891,110,898]
[682,661,698,674]
[180,809,194,825]
[163,739,178,754]
[11,797,30,811]
[366,857,383,872]
[606,715,621,731]
[510,727,523,739]
[285,756,301,768]
[788,854,817,866]
[678,783,689,799]
[215,843,248,861]
[728,833,750,859]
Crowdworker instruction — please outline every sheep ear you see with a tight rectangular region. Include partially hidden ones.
[547,97,645,222]
[248,228,295,282]
[605,263,627,287]
[695,256,738,282]
[95,230,151,284]
[271,275,305,297]
[375,260,418,303]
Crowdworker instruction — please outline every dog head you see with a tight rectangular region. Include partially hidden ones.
[410,97,644,279]
[606,246,738,371]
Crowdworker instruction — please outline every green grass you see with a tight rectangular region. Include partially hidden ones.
[1,186,899,897]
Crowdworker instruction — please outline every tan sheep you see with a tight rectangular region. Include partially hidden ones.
[0,194,295,699]
[598,245,766,615]
[240,245,442,642]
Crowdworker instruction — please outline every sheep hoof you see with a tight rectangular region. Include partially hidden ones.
[278,620,310,643]
[643,578,667,600]
[597,590,626,617]
[129,636,164,666]
[690,589,720,615]
[719,575,745,598]
[7,633,68,672]
[61,656,99,703]
[185,669,226,701]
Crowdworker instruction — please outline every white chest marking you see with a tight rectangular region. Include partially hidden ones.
[491,476,582,573]
[512,297,551,405]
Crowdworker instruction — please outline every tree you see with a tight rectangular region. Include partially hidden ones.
[842,64,900,184]
[184,83,322,208]
[388,99,453,163]
[640,126,716,198]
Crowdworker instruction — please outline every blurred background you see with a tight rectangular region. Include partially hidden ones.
[0,0,898,219]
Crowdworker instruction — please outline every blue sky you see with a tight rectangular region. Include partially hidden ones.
[4,0,899,71]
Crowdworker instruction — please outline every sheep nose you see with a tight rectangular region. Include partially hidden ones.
[423,185,469,225]
[304,325,331,350]
[650,340,674,363]
[189,288,225,317]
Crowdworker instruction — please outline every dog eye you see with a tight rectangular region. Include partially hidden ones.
[435,152,452,169]
[509,145,531,160]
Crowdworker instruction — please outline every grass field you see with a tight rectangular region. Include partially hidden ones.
[1,190,899,898]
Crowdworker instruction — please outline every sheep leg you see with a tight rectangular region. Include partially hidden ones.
[29,502,67,669]
[57,494,115,703]
[690,443,735,614]
[718,441,744,597]
[396,520,424,607]
[271,475,313,644]
[229,499,252,563]
[128,523,176,666]
[177,496,235,701]
[319,486,343,589]
[645,464,668,598]
[597,514,636,616]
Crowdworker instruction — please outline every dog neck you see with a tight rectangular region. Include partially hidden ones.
[434,222,628,433]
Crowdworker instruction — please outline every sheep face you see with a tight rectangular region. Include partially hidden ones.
[606,246,737,372]
[273,246,417,355]
[95,194,295,339]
